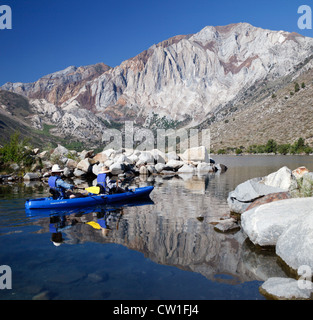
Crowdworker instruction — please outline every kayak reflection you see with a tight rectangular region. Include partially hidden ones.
[49,207,124,246]
[26,199,154,246]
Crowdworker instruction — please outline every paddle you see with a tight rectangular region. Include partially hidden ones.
[75,186,100,194]
[85,186,100,194]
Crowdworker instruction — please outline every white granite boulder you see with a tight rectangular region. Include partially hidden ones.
[260,166,296,190]
[276,209,313,271]
[241,197,313,247]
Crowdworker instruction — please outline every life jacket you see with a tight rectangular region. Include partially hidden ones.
[97,173,108,194]
[48,176,66,199]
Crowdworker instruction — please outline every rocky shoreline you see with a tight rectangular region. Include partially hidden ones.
[226,165,313,300]
[0,145,227,184]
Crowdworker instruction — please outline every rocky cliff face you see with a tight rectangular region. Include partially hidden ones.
[2,23,313,144]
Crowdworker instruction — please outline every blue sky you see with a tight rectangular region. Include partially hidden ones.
[0,0,312,85]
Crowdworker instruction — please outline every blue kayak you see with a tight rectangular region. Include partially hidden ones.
[25,186,154,210]
[25,198,155,218]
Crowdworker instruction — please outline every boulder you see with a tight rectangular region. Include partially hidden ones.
[66,159,78,170]
[128,154,139,164]
[59,156,68,164]
[52,144,69,157]
[77,158,91,173]
[215,163,227,173]
[32,148,40,155]
[181,146,209,163]
[102,148,115,159]
[92,152,109,164]
[197,162,215,172]
[79,149,94,160]
[63,167,73,178]
[227,177,284,214]
[150,149,166,164]
[92,163,103,176]
[155,163,166,173]
[260,166,296,191]
[177,164,195,174]
[73,168,86,177]
[276,210,313,271]
[115,154,132,164]
[259,277,313,300]
[166,159,184,170]
[38,150,49,160]
[137,151,155,165]
[241,197,313,247]
[245,192,291,212]
[292,166,309,179]
[23,172,41,181]
[213,218,240,233]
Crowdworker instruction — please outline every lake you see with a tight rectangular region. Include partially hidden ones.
[0,155,312,300]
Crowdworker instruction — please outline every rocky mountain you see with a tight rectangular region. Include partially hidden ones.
[1,23,313,148]
[207,65,313,151]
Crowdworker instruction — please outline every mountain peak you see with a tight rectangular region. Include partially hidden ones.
[1,23,313,142]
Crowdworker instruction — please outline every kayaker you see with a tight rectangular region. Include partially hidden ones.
[96,166,126,194]
[48,164,80,199]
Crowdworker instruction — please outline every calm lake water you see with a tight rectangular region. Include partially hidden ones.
[0,155,312,300]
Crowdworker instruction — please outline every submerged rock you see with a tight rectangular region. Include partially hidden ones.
[213,218,240,233]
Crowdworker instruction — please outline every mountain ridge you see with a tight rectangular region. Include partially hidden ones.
[1,23,313,149]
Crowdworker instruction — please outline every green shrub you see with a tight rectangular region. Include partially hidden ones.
[265,139,277,153]
[277,144,291,155]
[0,131,34,165]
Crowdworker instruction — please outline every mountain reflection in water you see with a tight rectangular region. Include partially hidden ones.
[3,156,311,299]
[28,171,286,287]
